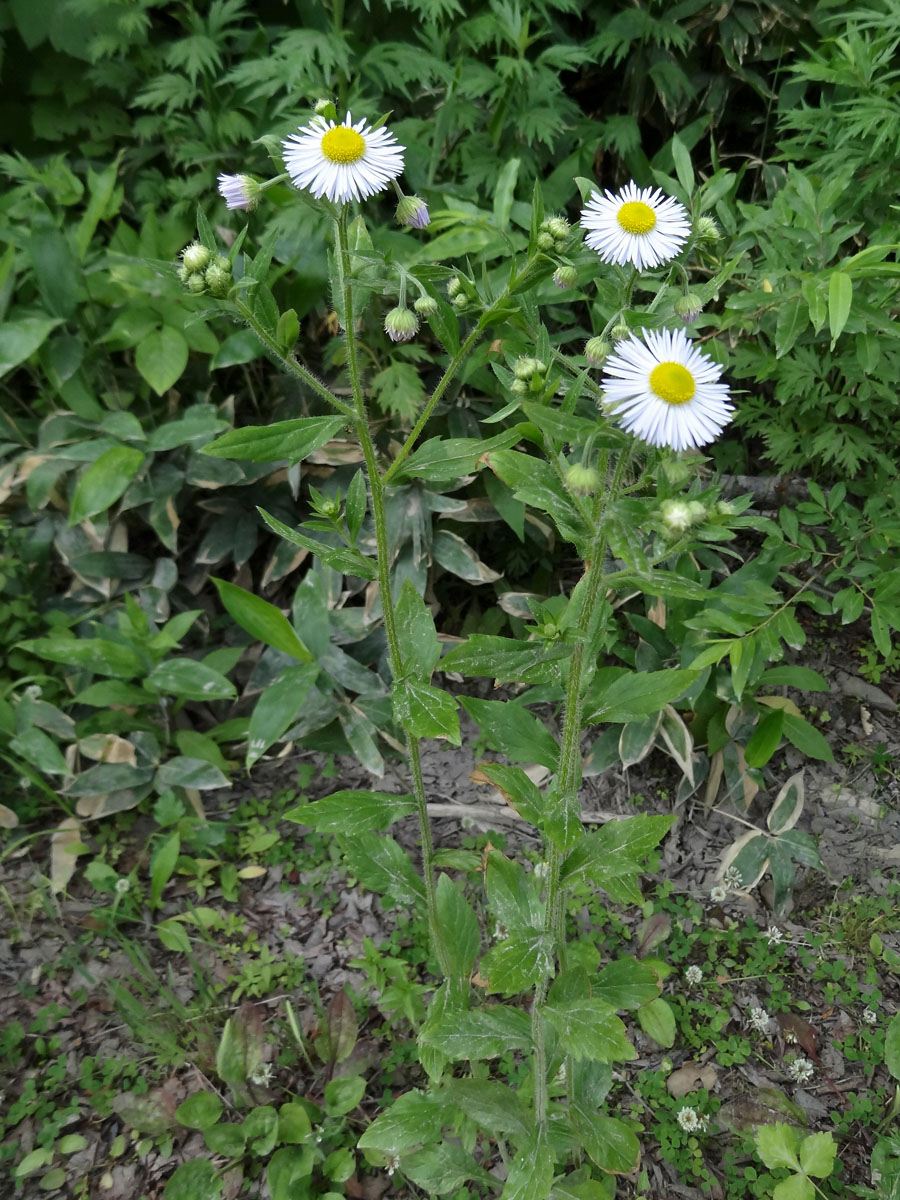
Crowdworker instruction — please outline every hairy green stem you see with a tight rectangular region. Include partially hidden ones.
[236,301,354,418]
[334,210,451,979]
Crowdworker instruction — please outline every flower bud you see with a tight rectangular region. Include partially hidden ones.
[696,215,721,243]
[395,195,430,229]
[205,263,232,298]
[687,501,707,524]
[546,217,570,240]
[714,499,736,517]
[384,306,419,343]
[554,239,569,254]
[660,498,693,534]
[447,276,463,299]
[177,264,191,284]
[552,265,577,289]
[217,173,261,212]
[182,241,210,273]
[610,324,631,342]
[674,293,703,323]
[537,232,555,251]
[186,272,207,295]
[510,379,529,396]
[413,295,438,318]
[566,464,602,495]
[452,293,469,310]
[514,357,540,381]
[315,98,337,120]
[584,337,610,367]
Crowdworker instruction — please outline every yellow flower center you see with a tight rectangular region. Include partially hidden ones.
[617,200,657,235]
[650,361,695,405]
[321,126,366,164]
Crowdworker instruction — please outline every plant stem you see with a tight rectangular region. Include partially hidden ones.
[531,450,630,1130]
[236,301,355,418]
[334,210,450,979]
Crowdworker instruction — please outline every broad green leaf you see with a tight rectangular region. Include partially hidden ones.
[258,509,377,579]
[30,225,79,317]
[799,1132,836,1178]
[278,1102,312,1143]
[212,578,311,661]
[175,1091,223,1130]
[767,771,804,834]
[885,1013,900,1080]
[585,669,698,724]
[759,667,827,691]
[560,815,674,888]
[442,635,572,684]
[474,762,544,826]
[150,831,180,908]
[636,997,676,1047]
[460,697,559,770]
[267,1146,314,1200]
[340,833,426,906]
[9,727,69,776]
[297,790,416,835]
[395,579,441,681]
[69,446,145,525]
[65,763,155,795]
[357,1090,444,1153]
[501,1129,553,1199]
[572,1112,640,1175]
[487,448,588,546]
[402,1143,493,1194]
[543,999,635,1062]
[136,326,189,395]
[781,713,834,762]
[755,1124,802,1171]
[436,874,480,982]
[0,314,62,376]
[204,1124,246,1156]
[745,708,784,767]
[445,1080,530,1138]
[243,1104,279,1155]
[594,957,660,1010]
[432,530,501,584]
[775,295,807,358]
[203,416,347,463]
[155,757,229,791]
[393,679,460,743]
[324,1076,366,1117]
[247,664,318,768]
[146,658,237,702]
[480,929,552,994]
[418,1005,533,1060]
[485,850,543,930]
[828,272,853,345]
[163,1159,222,1200]
[670,133,694,195]
[773,1176,814,1200]
[400,429,525,481]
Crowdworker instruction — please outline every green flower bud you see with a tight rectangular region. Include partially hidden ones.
[696,215,721,243]
[584,337,610,367]
[714,499,736,517]
[452,292,469,309]
[384,306,419,343]
[395,195,430,229]
[660,498,693,534]
[205,264,232,298]
[177,264,191,284]
[186,272,207,295]
[687,501,707,523]
[182,242,210,273]
[510,378,529,396]
[514,357,540,381]
[674,293,703,323]
[554,239,569,254]
[610,324,631,343]
[552,265,577,289]
[447,276,463,299]
[414,295,439,318]
[537,232,555,251]
[546,217,570,240]
[565,464,602,495]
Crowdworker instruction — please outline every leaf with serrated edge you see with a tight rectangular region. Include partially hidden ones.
[357,1091,444,1153]
[543,998,635,1062]
[418,1005,532,1060]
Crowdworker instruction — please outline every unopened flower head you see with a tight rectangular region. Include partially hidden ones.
[709,884,727,903]
[788,1057,814,1084]
[186,273,207,295]
[384,306,418,343]
[413,295,438,318]
[600,326,733,451]
[584,337,610,367]
[217,173,261,211]
[661,498,693,534]
[283,112,404,204]
[685,965,703,986]
[766,925,784,947]
[674,293,703,323]
[205,262,232,298]
[396,194,430,228]
[696,215,721,243]
[553,265,578,290]
[181,242,210,273]
[545,216,570,241]
[565,464,602,495]
[514,357,544,381]
[581,182,690,271]
[748,1006,770,1033]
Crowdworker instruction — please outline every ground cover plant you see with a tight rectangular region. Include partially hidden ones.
[1,0,900,1197]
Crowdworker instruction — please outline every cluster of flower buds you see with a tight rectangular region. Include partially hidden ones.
[384,305,419,343]
[695,215,721,244]
[179,243,233,298]
[447,274,476,312]
[509,356,548,396]
[536,215,571,254]
[659,497,707,536]
[395,194,430,229]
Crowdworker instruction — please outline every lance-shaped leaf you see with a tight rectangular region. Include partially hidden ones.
[203,416,347,463]
[460,697,559,770]
[543,998,635,1062]
[358,1090,445,1154]
[570,1109,640,1176]
[445,1080,531,1138]
[298,790,416,835]
[70,446,145,525]
[487,448,589,546]
[395,580,440,681]
[442,634,573,684]
[393,679,460,743]
[399,428,524,481]
[501,1129,554,1199]
[418,1005,533,1060]
[480,929,553,994]
[403,1143,495,1195]
[213,578,311,662]
[585,669,698,724]
[473,762,544,826]
[560,815,675,903]
[594,957,661,1011]
[340,833,426,907]
[435,874,480,983]
[485,850,544,930]
[259,508,377,579]
[246,664,318,768]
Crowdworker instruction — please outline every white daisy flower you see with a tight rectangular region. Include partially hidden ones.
[282,112,405,205]
[581,182,690,271]
[600,326,733,451]
[217,173,260,211]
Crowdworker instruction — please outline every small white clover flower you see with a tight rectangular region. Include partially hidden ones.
[685,965,703,986]
[581,181,690,271]
[600,327,733,452]
[677,1107,706,1133]
[862,1007,878,1025]
[722,865,743,890]
[282,111,405,205]
[787,1057,814,1084]
[710,885,727,903]
[766,925,784,947]
[748,1006,770,1033]
[114,877,131,895]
